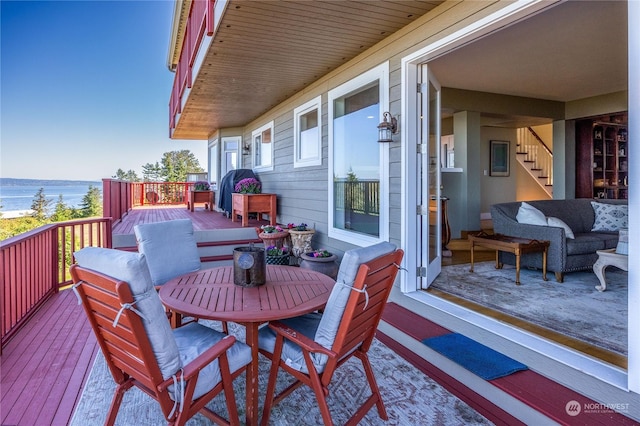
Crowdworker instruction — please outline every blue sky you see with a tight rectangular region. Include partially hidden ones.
[1,0,208,181]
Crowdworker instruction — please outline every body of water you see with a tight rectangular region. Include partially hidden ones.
[0,180,101,218]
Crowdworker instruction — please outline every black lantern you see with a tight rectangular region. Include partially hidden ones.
[377,112,398,143]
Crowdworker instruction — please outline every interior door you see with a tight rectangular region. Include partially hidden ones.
[417,65,442,288]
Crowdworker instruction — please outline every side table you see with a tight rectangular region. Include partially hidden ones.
[593,249,628,292]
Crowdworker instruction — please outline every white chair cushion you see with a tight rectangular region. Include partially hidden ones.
[313,242,396,365]
[134,219,201,286]
[74,247,181,379]
[258,313,322,374]
[172,322,251,400]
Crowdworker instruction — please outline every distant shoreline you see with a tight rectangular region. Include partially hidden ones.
[1,210,34,219]
[0,177,101,186]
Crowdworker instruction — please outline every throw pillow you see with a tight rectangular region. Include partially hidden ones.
[591,202,628,232]
[616,228,629,255]
[547,216,575,239]
[516,202,547,226]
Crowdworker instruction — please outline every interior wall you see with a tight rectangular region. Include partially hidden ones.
[530,124,553,150]
[565,91,628,120]
[479,127,518,214]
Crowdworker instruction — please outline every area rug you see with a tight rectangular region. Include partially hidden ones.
[70,322,493,426]
[422,333,528,380]
[430,261,627,355]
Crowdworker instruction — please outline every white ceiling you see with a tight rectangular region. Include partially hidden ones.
[172,0,628,138]
[429,0,628,103]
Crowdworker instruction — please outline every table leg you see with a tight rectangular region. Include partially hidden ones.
[242,213,249,227]
[515,250,521,285]
[542,247,548,281]
[244,322,259,426]
[593,257,608,292]
[469,241,475,272]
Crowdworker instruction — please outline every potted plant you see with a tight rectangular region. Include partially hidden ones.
[265,245,290,265]
[193,181,211,191]
[188,181,213,211]
[257,225,289,248]
[300,249,338,279]
[287,223,315,258]
[234,178,262,194]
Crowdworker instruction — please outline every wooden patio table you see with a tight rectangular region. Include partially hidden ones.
[159,265,335,426]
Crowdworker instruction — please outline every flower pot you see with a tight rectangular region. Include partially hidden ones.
[288,229,315,258]
[266,254,291,265]
[299,253,338,280]
[258,230,289,249]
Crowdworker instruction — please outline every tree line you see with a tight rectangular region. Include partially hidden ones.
[112,150,204,182]
[0,185,102,240]
[0,150,205,241]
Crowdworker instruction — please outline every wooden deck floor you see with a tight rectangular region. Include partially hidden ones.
[1,289,97,426]
[112,205,272,235]
[2,287,637,425]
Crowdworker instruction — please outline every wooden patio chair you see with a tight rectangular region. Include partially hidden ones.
[258,242,404,426]
[134,219,227,332]
[71,247,251,426]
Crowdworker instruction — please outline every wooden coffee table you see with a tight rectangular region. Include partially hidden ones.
[468,233,550,285]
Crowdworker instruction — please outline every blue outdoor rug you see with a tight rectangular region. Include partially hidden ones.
[422,333,528,380]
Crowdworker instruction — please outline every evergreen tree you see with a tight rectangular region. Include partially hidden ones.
[142,162,163,181]
[30,187,52,221]
[50,195,72,222]
[78,185,102,218]
[160,150,204,182]
[113,168,140,182]
[124,169,140,182]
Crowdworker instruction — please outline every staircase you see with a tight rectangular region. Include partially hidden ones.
[516,127,553,197]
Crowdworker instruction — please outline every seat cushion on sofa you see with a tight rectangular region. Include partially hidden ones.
[589,232,620,250]
[566,234,607,255]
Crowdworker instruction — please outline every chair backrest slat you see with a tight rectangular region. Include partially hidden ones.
[71,265,168,395]
[331,250,403,361]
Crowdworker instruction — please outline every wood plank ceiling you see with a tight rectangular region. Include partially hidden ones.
[171,0,443,140]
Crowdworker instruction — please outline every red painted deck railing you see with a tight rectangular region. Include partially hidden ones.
[103,179,199,225]
[169,0,215,135]
[0,218,112,350]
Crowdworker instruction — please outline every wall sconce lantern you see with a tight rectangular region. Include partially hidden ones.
[242,141,251,155]
[377,112,398,143]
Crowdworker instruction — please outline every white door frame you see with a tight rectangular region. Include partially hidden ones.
[399,0,635,391]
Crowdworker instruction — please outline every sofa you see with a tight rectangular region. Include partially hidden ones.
[490,199,628,282]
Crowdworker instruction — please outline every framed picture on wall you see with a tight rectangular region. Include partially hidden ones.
[490,140,510,176]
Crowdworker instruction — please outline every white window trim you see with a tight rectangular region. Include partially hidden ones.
[327,62,390,247]
[252,121,274,172]
[293,96,322,168]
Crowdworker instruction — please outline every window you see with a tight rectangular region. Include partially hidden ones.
[294,96,322,168]
[252,122,274,171]
[328,63,389,245]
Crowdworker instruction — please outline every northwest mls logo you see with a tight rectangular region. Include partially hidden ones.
[565,400,581,416]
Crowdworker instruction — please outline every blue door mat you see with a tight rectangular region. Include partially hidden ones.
[422,333,528,380]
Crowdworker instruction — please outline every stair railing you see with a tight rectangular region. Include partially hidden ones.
[516,127,553,196]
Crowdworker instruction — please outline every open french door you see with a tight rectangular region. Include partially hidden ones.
[417,65,442,289]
